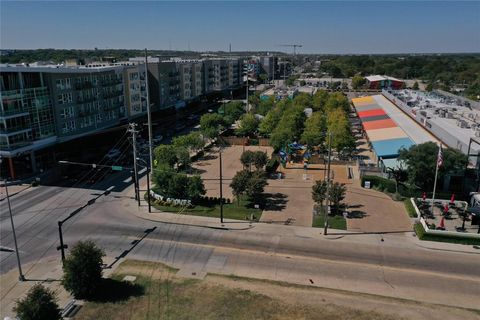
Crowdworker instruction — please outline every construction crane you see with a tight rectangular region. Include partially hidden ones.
[278,44,303,55]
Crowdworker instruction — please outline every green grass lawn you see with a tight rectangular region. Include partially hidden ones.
[404,198,417,218]
[152,199,262,221]
[74,260,404,320]
[414,223,480,246]
[312,214,347,230]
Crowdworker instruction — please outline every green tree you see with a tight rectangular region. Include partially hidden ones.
[329,182,347,213]
[259,108,281,137]
[312,180,328,209]
[312,90,330,112]
[236,113,259,137]
[223,101,245,125]
[300,112,326,146]
[14,284,61,320]
[398,142,468,191]
[230,169,250,204]
[154,144,178,168]
[412,81,419,90]
[240,150,255,171]
[387,165,408,193]
[168,173,190,199]
[248,93,261,111]
[172,132,204,152]
[327,108,355,154]
[200,113,224,139]
[245,170,268,199]
[252,151,268,170]
[62,240,105,299]
[293,93,312,108]
[255,96,275,116]
[175,146,191,169]
[325,92,350,113]
[187,175,206,199]
[351,75,366,90]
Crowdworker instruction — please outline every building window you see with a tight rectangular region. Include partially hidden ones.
[57,93,73,104]
[60,106,75,119]
[62,120,76,133]
[56,78,71,90]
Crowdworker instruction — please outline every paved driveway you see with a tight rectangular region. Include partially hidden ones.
[344,180,412,233]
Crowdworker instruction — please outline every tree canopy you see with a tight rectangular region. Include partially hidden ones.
[153,165,206,199]
[236,113,259,137]
[398,142,468,191]
[14,284,62,320]
[301,112,327,146]
[200,113,224,139]
[62,240,105,299]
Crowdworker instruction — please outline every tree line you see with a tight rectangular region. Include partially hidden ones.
[317,54,480,99]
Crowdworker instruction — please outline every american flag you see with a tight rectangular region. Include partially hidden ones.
[437,144,443,167]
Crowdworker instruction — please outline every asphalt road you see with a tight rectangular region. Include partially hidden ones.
[1,173,479,310]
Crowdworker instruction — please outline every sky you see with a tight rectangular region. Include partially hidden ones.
[1,1,479,54]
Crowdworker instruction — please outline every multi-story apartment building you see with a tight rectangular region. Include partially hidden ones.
[0,70,56,177]
[123,65,147,119]
[1,57,244,179]
[43,67,125,141]
[1,65,125,178]
[147,60,181,110]
[258,56,278,80]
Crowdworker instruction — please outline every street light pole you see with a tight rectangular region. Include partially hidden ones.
[324,132,332,236]
[4,181,25,281]
[137,157,152,213]
[145,48,154,171]
[129,123,140,206]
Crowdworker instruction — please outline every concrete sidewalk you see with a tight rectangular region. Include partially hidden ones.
[0,255,119,319]
[133,174,480,255]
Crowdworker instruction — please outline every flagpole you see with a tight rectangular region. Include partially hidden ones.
[430,143,441,216]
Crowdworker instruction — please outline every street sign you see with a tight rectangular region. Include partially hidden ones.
[111,165,123,171]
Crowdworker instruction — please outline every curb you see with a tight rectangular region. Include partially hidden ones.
[413,241,480,255]
[132,208,255,231]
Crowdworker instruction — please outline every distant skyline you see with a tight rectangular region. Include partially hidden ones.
[1,1,479,54]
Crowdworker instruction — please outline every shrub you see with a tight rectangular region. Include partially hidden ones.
[14,284,61,320]
[31,180,39,187]
[361,175,396,193]
[62,240,105,299]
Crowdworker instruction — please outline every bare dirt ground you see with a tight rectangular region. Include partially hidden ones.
[101,260,480,320]
[192,145,273,201]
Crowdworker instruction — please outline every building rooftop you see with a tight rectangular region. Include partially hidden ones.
[387,90,480,151]
[366,75,402,82]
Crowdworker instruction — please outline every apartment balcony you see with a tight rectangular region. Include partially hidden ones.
[0,140,33,151]
[74,81,94,90]
[0,126,32,135]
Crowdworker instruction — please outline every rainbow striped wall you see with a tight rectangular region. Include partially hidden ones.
[352,96,414,159]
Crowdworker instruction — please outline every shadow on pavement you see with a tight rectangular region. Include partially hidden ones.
[104,227,157,270]
[88,278,145,303]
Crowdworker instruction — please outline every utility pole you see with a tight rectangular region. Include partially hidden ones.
[324,132,332,236]
[129,123,140,206]
[3,181,25,281]
[246,73,249,112]
[145,48,154,171]
[219,150,224,224]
